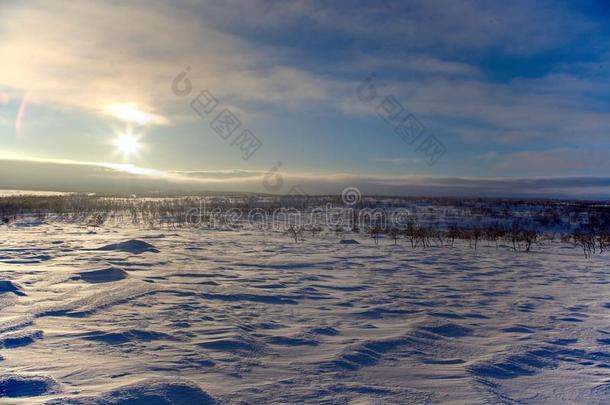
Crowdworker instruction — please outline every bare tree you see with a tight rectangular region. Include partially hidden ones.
[388,227,400,245]
[369,226,382,245]
[286,225,304,243]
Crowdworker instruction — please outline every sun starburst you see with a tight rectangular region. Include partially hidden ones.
[115,129,140,158]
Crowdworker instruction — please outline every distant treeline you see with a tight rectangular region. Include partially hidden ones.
[1,194,609,257]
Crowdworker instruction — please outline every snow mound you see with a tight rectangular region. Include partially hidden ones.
[80,329,176,345]
[0,374,59,398]
[198,335,263,355]
[0,281,26,296]
[339,239,360,244]
[265,335,319,346]
[97,239,159,254]
[310,326,340,336]
[0,330,43,349]
[320,335,414,372]
[76,267,128,284]
[46,379,215,404]
[423,323,474,338]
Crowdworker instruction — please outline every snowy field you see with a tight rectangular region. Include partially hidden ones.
[1,221,610,404]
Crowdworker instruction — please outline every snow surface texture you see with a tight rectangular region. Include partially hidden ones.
[1,222,610,404]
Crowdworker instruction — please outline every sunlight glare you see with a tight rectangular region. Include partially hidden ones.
[106,103,164,125]
[115,130,140,158]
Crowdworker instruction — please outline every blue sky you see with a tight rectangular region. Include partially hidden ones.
[1,0,610,197]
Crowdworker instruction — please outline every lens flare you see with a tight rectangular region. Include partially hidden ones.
[16,91,31,138]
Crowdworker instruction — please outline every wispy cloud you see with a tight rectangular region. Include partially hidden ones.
[199,0,596,55]
[369,157,420,166]
[487,148,610,174]
[0,0,332,125]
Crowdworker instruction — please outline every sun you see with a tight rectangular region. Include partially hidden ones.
[115,130,140,158]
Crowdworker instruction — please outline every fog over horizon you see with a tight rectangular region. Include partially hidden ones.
[1,158,609,200]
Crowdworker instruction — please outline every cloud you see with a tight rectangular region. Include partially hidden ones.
[347,53,481,77]
[105,103,168,126]
[0,0,331,125]
[2,0,609,182]
[3,0,597,128]
[198,0,595,55]
[172,170,265,179]
[369,70,610,147]
[1,158,609,199]
[369,157,420,166]
[486,148,610,174]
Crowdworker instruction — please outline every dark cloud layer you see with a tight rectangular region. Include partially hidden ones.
[1,159,608,200]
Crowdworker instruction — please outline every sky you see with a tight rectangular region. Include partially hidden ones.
[1,0,610,198]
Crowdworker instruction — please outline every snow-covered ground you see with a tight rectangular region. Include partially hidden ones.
[1,221,610,404]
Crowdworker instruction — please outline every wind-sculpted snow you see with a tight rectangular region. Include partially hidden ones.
[0,374,60,398]
[0,329,43,348]
[45,378,216,404]
[74,266,128,283]
[0,280,26,296]
[96,239,160,254]
[0,222,609,403]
